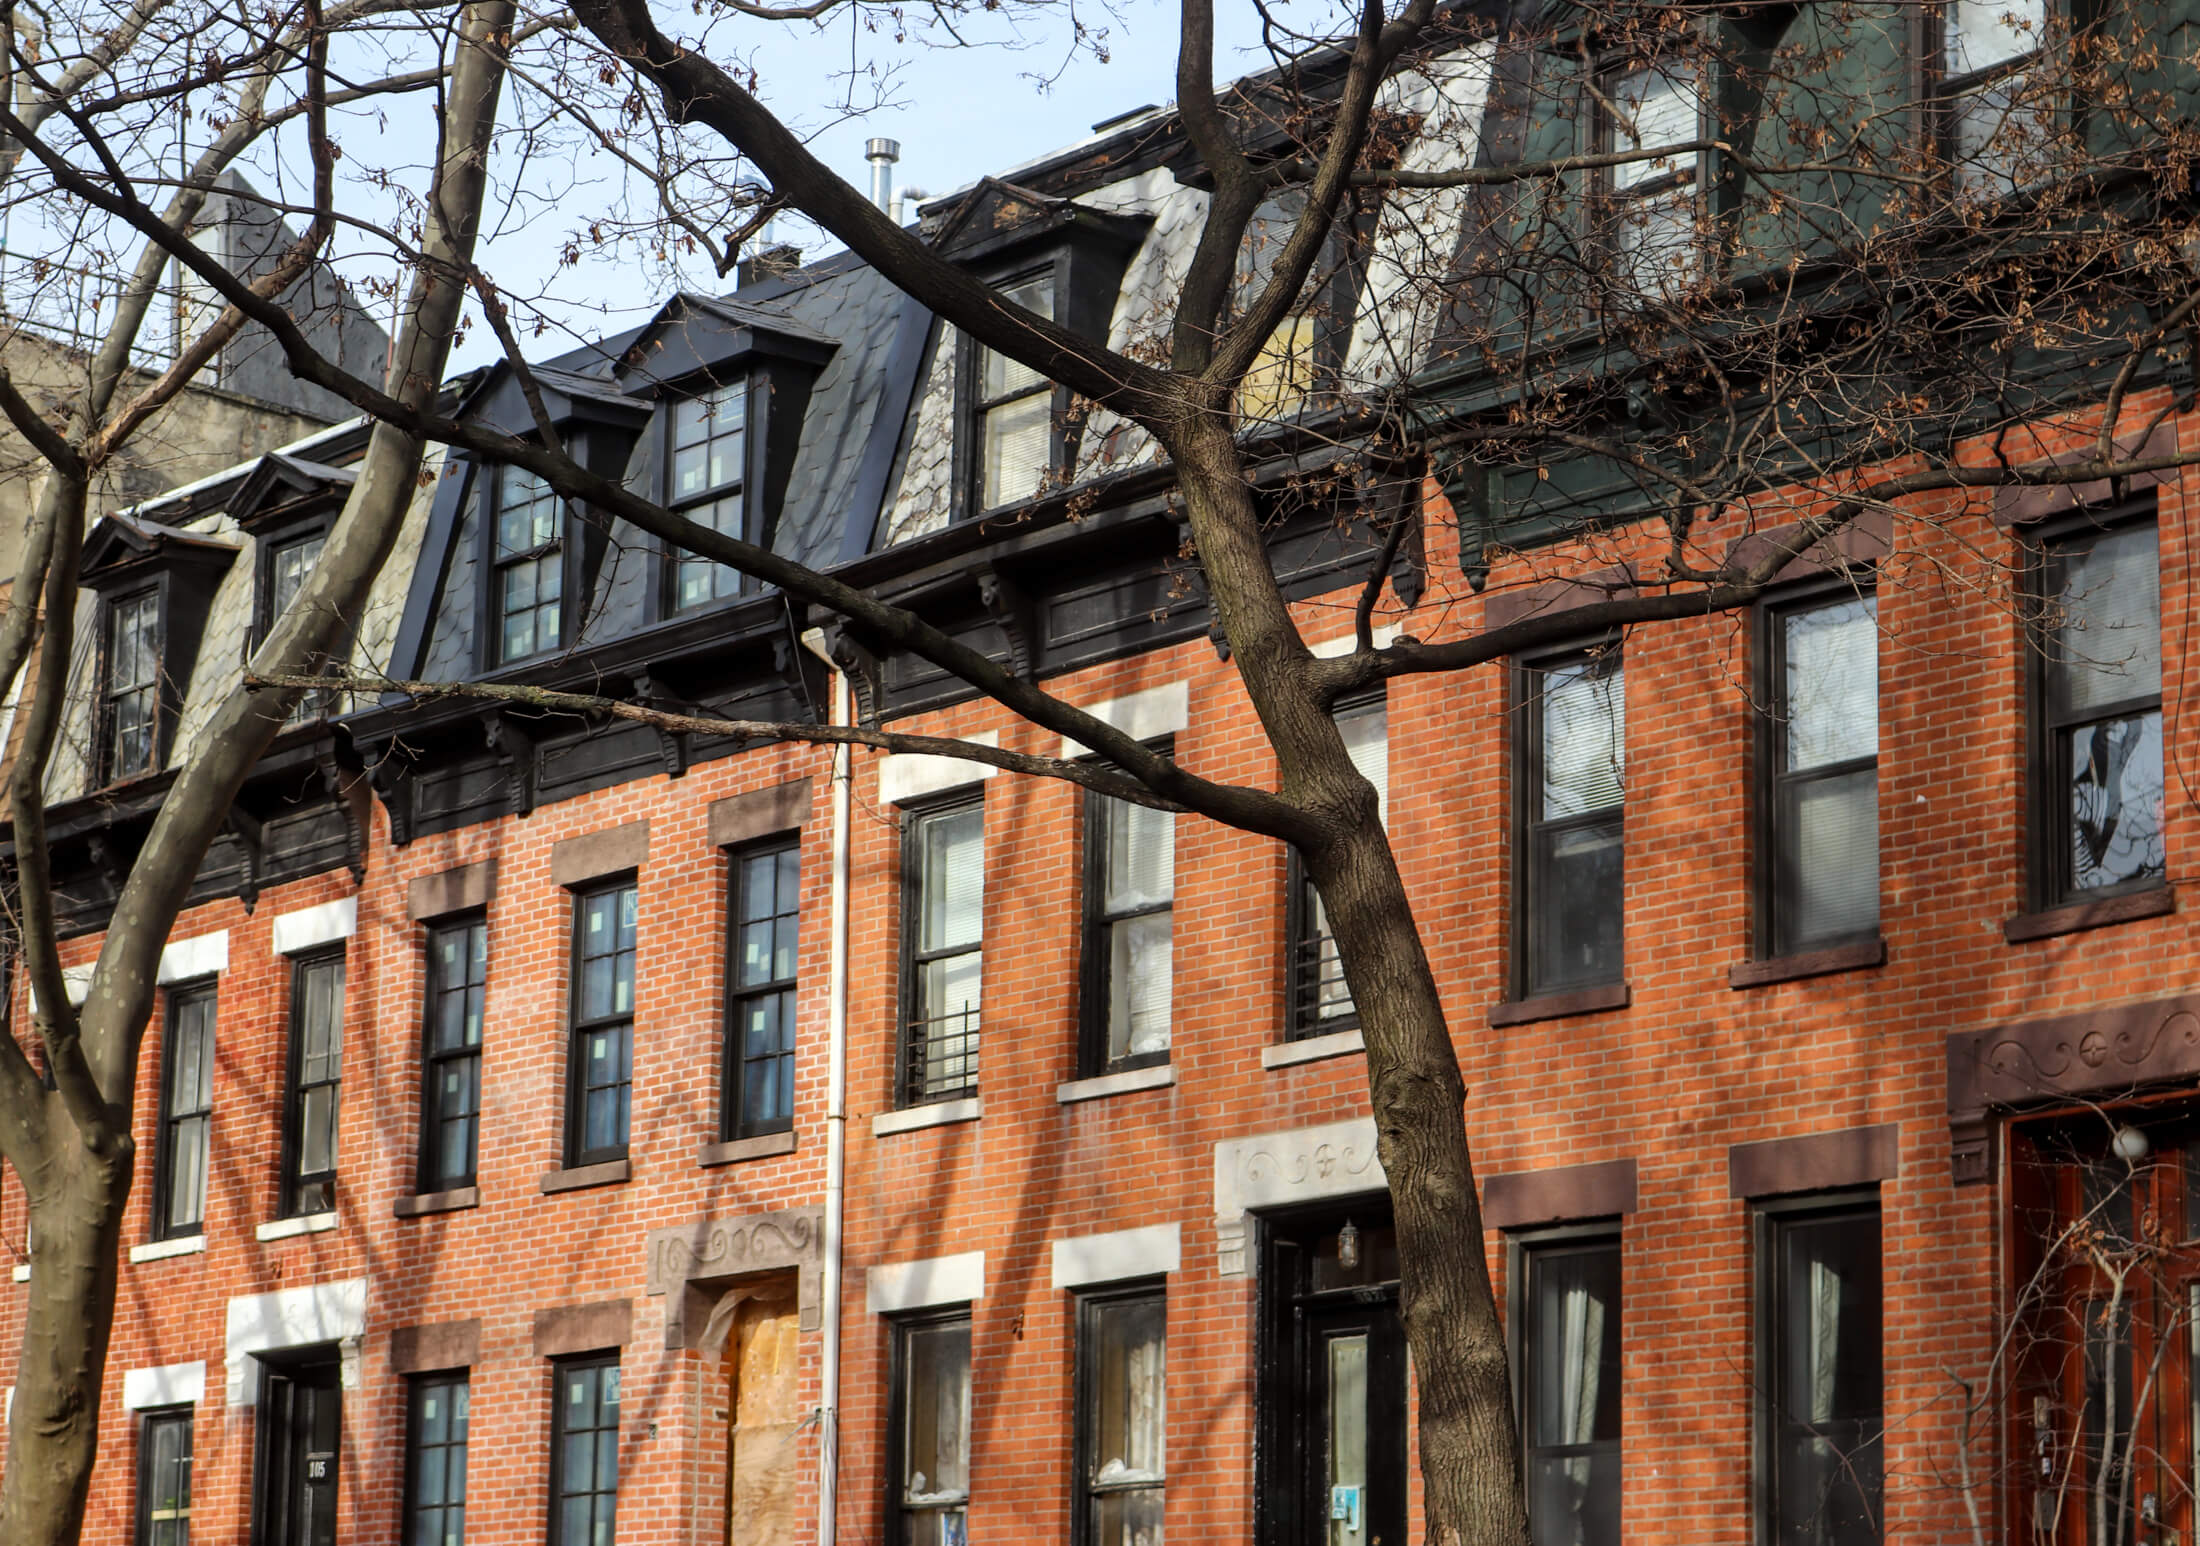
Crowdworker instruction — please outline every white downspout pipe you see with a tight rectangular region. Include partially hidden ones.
[800,627,852,1546]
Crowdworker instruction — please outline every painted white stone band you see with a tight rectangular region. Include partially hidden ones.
[157,931,229,985]
[28,962,96,1013]
[122,1361,206,1410]
[866,1251,985,1313]
[1050,1224,1181,1290]
[225,1278,366,1406]
[1307,623,1400,659]
[1058,681,1190,758]
[877,731,1000,806]
[270,899,357,956]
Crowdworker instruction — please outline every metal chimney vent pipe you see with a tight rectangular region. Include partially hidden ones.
[865,138,900,214]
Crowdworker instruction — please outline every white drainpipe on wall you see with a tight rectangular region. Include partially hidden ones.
[799,627,853,1546]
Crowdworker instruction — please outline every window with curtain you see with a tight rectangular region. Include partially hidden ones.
[101,587,161,782]
[1765,593,1879,955]
[1763,1201,1883,1546]
[566,880,638,1165]
[1601,63,1702,295]
[1076,1285,1165,1546]
[419,917,486,1192]
[1942,0,2049,193]
[1519,1234,1621,1546]
[492,462,563,664]
[1289,697,1388,1037]
[549,1358,620,1546]
[893,1311,972,1546]
[724,838,800,1138]
[135,1407,192,1546]
[405,1375,469,1546]
[1084,787,1175,1074]
[667,380,748,609]
[903,799,985,1106]
[973,271,1056,510]
[1518,651,1625,996]
[280,951,345,1216]
[154,981,215,1240]
[2031,513,2163,906]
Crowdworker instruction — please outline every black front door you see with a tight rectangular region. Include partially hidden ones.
[1260,1207,1409,1546]
[254,1355,340,1546]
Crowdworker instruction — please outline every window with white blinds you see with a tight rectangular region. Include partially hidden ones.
[1086,791,1176,1072]
[1289,698,1388,1038]
[1766,592,1880,955]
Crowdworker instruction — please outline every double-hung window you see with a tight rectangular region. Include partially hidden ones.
[1074,1285,1166,1546]
[902,799,984,1106]
[1941,0,2048,192]
[1758,1198,1883,1546]
[971,272,1056,511]
[1288,697,1388,1037]
[263,531,333,722]
[567,880,638,1166]
[1762,592,1880,955]
[1601,63,1702,295]
[1082,787,1175,1074]
[405,1375,469,1546]
[280,951,345,1216]
[1516,649,1626,997]
[420,918,487,1193]
[491,463,563,664]
[153,982,215,1240]
[725,839,799,1139]
[2029,510,2164,906]
[135,1407,193,1546]
[891,1310,972,1546]
[101,588,161,783]
[1516,1232,1622,1546]
[549,1357,620,1546]
[667,381,748,610]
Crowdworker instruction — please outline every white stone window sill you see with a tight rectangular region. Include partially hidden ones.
[255,1212,338,1243]
[1056,1063,1176,1104]
[1261,1028,1366,1069]
[10,1263,27,1282]
[128,1235,207,1264]
[872,1097,982,1137]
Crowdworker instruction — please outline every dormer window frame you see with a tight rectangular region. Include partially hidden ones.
[955,264,1069,519]
[1595,52,1708,297]
[657,369,757,616]
[247,502,346,728]
[79,514,236,788]
[1934,0,2052,193]
[96,582,164,786]
[483,452,573,670]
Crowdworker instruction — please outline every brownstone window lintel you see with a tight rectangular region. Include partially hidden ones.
[1728,936,1887,989]
[698,1130,798,1167]
[539,1158,632,1194]
[392,1185,481,1218]
[2003,887,2174,944]
[1488,981,1631,1028]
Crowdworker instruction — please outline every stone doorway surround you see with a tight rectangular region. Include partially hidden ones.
[1212,1117,1387,1276]
[644,1205,824,1348]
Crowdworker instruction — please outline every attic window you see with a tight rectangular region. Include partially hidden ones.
[492,463,564,664]
[972,272,1058,511]
[667,379,748,610]
[1941,0,2048,192]
[100,588,161,783]
[264,531,334,722]
[1600,63,1703,295]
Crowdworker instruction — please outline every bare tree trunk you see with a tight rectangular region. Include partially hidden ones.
[1167,410,1529,1546]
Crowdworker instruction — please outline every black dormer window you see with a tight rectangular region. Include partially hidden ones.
[493,463,564,664]
[263,531,333,723]
[971,271,1058,512]
[667,380,748,610]
[100,588,161,784]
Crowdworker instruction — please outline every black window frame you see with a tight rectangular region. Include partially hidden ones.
[277,948,346,1218]
[1512,642,1627,999]
[899,793,985,1108]
[98,582,164,785]
[135,1404,194,1546]
[151,978,216,1242]
[2022,499,2164,910]
[418,913,488,1194]
[1071,1279,1167,1546]
[486,457,568,668]
[547,1354,621,1546]
[564,876,639,1168]
[1284,693,1386,1040]
[660,373,755,614]
[1754,1191,1885,1546]
[1755,580,1882,959]
[254,520,338,726]
[1509,1222,1623,1546]
[1079,749,1176,1078]
[886,1305,973,1546]
[722,834,800,1141]
[402,1371,470,1546]
[957,265,1067,518]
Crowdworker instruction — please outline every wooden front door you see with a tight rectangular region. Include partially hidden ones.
[724,1291,803,1546]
